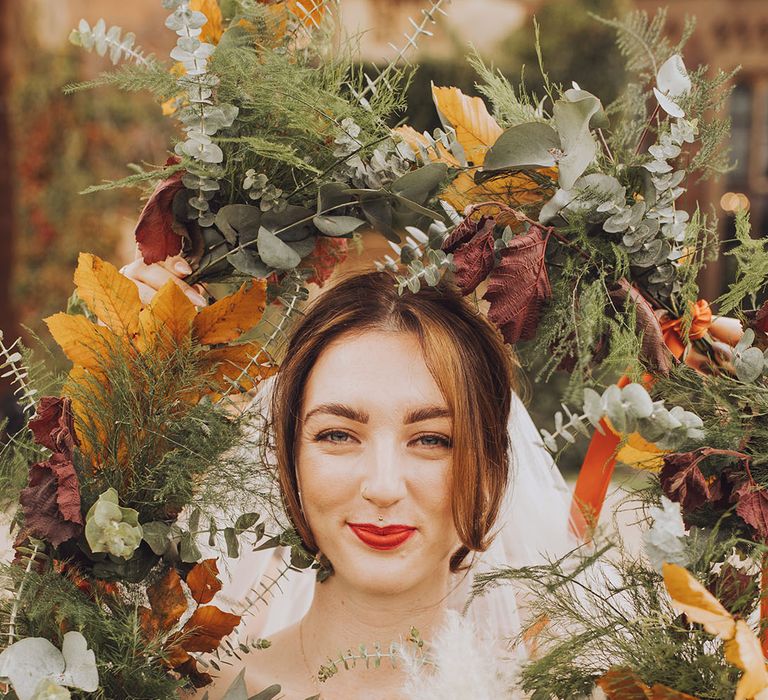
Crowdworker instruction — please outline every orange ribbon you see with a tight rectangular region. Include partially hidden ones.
[570,299,714,540]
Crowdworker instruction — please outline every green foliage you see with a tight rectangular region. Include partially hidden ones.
[714,210,768,314]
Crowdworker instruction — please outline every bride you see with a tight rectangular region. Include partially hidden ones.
[121,255,576,699]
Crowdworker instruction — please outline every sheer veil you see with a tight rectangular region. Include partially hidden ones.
[211,374,577,648]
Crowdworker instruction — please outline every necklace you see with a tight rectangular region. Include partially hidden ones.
[299,618,322,698]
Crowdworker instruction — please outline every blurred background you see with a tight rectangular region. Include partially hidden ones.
[0,0,765,460]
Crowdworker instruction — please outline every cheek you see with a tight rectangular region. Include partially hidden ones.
[296,444,360,522]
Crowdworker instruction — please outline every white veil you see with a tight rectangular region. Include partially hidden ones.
[211,374,578,648]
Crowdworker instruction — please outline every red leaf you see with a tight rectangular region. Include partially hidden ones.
[304,236,349,288]
[660,451,713,512]
[451,219,496,294]
[707,563,758,616]
[134,167,186,265]
[752,299,768,338]
[28,396,79,457]
[735,482,768,542]
[481,226,551,343]
[608,279,671,373]
[442,214,492,254]
[186,558,222,604]
[19,454,83,547]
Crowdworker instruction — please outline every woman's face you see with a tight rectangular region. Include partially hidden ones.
[296,329,460,597]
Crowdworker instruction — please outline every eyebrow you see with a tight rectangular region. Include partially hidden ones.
[303,403,451,425]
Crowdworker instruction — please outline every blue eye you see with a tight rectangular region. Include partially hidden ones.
[316,430,351,443]
[417,434,452,448]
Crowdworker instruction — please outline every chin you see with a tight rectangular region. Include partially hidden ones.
[338,554,436,595]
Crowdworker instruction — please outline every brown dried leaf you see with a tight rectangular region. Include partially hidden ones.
[608,279,671,373]
[19,454,83,547]
[28,396,79,457]
[597,667,652,699]
[147,568,188,632]
[452,223,496,294]
[660,451,713,512]
[482,226,552,344]
[193,280,268,345]
[134,169,186,265]
[176,605,241,653]
[186,558,222,605]
[735,481,768,542]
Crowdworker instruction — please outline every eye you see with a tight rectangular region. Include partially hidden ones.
[414,434,452,449]
[315,429,353,444]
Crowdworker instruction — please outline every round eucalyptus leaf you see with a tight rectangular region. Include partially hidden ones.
[313,214,366,237]
[483,122,560,171]
[226,248,270,277]
[58,632,98,693]
[317,181,355,213]
[0,638,64,700]
[257,226,302,270]
[262,205,314,241]
[553,98,599,190]
[141,521,172,556]
[390,163,449,205]
[539,188,574,224]
[288,235,317,258]
[621,383,654,418]
[735,347,764,383]
[215,204,261,244]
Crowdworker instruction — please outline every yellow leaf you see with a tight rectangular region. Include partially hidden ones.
[64,365,109,466]
[392,125,460,167]
[73,253,142,337]
[137,280,196,351]
[442,169,555,212]
[662,563,735,640]
[193,280,267,345]
[431,85,502,166]
[190,0,224,44]
[202,342,278,395]
[724,620,768,700]
[45,313,121,372]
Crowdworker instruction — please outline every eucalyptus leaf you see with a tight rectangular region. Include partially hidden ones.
[180,531,202,563]
[215,205,262,244]
[262,205,314,242]
[313,215,366,237]
[250,684,282,700]
[234,512,260,535]
[288,235,317,259]
[227,248,270,277]
[735,347,764,383]
[317,182,354,213]
[189,507,201,534]
[539,188,574,223]
[553,97,600,190]
[390,163,448,205]
[141,521,171,556]
[220,668,248,700]
[483,122,560,171]
[224,527,240,558]
[257,227,302,269]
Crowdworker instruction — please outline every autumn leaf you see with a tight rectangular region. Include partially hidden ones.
[608,279,671,373]
[19,453,83,547]
[662,562,736,639]
[202,342,278,394]
[193,280,268,345]
[597,666,652,699]
[441,215,497,294]
[735,481,768,543]
[45,313,121,372]
[74,253,143,336]
[431,85,502,166]
[147,568,188,632]
[28,396,79,458]
[393,124,460,167]
[660,450,717,512]
[137,279,196,350]
[175,605,241,653]
[64,365,109,463]
[304,236,350,288]
[134,168,186,265]
[482,226,552,344]
[186,558,223,605]
[724,620,768,700]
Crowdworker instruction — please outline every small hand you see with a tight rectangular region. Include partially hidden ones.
[120,255,208,307]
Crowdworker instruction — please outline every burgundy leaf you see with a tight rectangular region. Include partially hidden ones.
[442,215,494,254]
[481,226,551,344]
[134,166,186,265]
[707,563,758,615]
[19,453,83,547]
[751,299,768,339]
[735,481,768,542]
[28,396,79,458]
[660,451,713,512]
[608,278,671,373]
[453,227,495,294]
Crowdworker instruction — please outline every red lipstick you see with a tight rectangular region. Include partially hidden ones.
[348,523,416,550]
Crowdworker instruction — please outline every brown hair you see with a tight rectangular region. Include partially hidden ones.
[271,270,518,571]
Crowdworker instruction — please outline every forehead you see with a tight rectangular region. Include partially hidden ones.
[302,330,448,412]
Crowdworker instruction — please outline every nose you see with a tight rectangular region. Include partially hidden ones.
[359,436,407,509]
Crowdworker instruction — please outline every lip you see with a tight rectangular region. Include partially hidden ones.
[347,523,416,551]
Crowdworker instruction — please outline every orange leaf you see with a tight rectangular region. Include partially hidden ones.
[431,85,502,166]
[598,667,652,699]
[662,563,736,639]
[202,342,278,394]
[189,0,223,44]
[442,169,554,212]
[73,253,142,336]
[147,568,188,632]
[724,620,768,700]
[186,559,222,605]
[193,280,267,345]
[45,313,120,373]
[177,605,240,653]
[64,366,108,463]
[650,685,701,699]
[137,279,196,351]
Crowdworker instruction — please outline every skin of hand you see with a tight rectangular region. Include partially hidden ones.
[120,254,208,306]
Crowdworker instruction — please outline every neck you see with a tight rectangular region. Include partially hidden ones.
[300,570,452,693]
